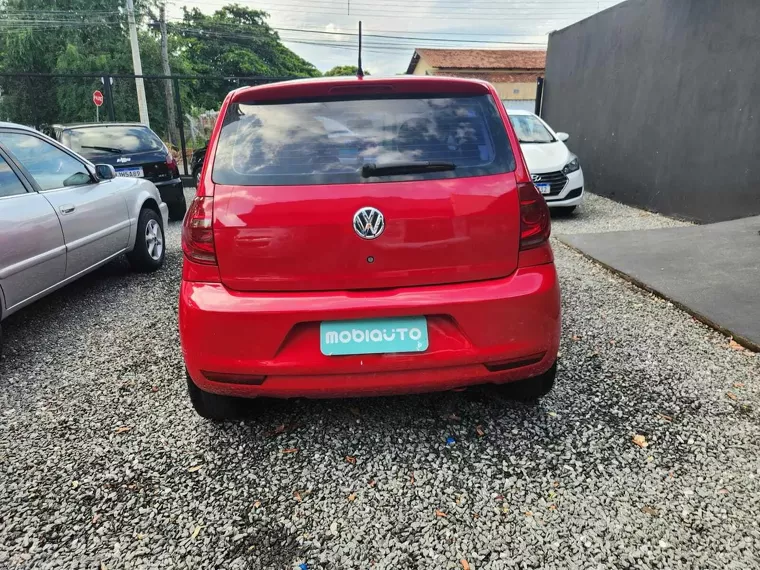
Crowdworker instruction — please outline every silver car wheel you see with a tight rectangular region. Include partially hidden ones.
[145,219,164,261]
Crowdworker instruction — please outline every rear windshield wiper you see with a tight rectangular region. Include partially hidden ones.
[361,161,456,178]
[80,145,123,154]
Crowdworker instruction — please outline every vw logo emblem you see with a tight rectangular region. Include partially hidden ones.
[531,174,542,182]
[353,207,385,240]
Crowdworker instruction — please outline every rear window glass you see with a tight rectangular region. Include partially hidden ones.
[212,94,515,186]
[66,126,164,157]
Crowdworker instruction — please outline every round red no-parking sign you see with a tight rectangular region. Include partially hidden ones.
[93,90,104,107]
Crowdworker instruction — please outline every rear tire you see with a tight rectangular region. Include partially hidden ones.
[127,208,165,272]
[187,372,248,421]
[168,195,187,221]
[553,206,577,217]
[498,361,557,402]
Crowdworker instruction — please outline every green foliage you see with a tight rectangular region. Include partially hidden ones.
[324,65,370,76]
[170,5,320,110]
[0,1,315,141]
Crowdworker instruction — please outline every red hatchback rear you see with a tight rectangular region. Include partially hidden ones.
[179,76,560,419]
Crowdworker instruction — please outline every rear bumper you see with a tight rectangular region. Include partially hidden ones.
[180,263,561,398]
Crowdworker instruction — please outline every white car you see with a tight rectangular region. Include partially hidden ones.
[507,110,584,214]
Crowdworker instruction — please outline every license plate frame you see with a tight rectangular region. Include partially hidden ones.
[320,316,429,356]
[115,167,144,178]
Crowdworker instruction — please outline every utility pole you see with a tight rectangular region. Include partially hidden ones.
[126,0,150,126]
[159,2,178,145]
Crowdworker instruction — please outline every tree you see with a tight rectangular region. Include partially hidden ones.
[324,65,370,76]
[0,1,320,144]
[0,0,166,129]
[169,5,321,111]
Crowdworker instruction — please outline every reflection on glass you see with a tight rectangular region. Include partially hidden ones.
[509,115,555,144]
[213,95,515,186]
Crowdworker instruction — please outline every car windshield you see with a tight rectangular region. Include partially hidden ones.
[212,94,515,185]
[67,125,164,156]
[509,114,555,144]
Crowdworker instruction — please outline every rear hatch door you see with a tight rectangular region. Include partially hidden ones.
[66,124,175,182]
[211,83,521,292]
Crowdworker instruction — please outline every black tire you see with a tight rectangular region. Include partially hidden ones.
[0,321,3,359]
[187,372,248,421]
[167,195,187,221]
[553,206,577,217]
[498,361,557,401]
[127,208,165,272]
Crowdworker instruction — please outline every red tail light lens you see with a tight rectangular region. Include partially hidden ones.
[182,196,217,265]
[166,153,180,177]
[518,182,551,250]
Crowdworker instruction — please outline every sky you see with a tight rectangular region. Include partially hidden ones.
[166,0,626,75]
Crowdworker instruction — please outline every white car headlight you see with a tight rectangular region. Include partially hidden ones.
[562,155,580,175]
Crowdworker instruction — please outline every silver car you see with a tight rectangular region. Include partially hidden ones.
[0,122,169,351]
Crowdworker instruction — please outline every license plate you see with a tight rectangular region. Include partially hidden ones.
[320,317,429,356]
[115,167,144,178]
[536,183,551,195]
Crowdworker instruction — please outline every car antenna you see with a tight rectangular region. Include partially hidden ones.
[357,21,364,78]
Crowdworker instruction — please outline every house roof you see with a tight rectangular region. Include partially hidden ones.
[435,71,542,84]
[407,48,546,73]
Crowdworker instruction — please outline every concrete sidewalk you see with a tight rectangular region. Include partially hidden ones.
[559,216,760,350]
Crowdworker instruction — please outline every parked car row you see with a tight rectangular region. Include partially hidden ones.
[2,76,585,421]
[0,123,168,353]
[50,123,187,221]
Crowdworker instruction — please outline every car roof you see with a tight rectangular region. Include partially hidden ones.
[0,122,40,132]
[505,109,536,116]
[52,122,149,130]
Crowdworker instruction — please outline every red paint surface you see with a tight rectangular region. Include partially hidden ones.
[180,75,560,399]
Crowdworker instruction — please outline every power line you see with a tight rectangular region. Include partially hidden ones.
[279,28,547,46]
[165,16,547,45]
[169,25,545,52]
[168,0,619,7]
[165,0,611,21]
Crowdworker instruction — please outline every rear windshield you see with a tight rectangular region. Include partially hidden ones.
[66,126,164,156]
[509,114,555,144]
[212,94,515,186]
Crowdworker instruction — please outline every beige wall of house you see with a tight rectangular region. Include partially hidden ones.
[411,56,539,101]
[493,81,538,101]
[411,59,435,76]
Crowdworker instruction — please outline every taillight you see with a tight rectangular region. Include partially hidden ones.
[182,196,217,265]
[166,153,180,177]
[518,182,551,250]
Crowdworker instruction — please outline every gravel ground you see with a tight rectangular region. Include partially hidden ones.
[0,191,758,570]
[552,193,692,235]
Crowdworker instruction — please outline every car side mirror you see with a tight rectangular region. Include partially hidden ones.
[95,164,116,180]
[556,132,570,142]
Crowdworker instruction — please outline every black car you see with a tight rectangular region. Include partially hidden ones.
[190,144,207,188]
[51,123,187,220]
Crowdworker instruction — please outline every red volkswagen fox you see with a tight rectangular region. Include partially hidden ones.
[180,76,560,419]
